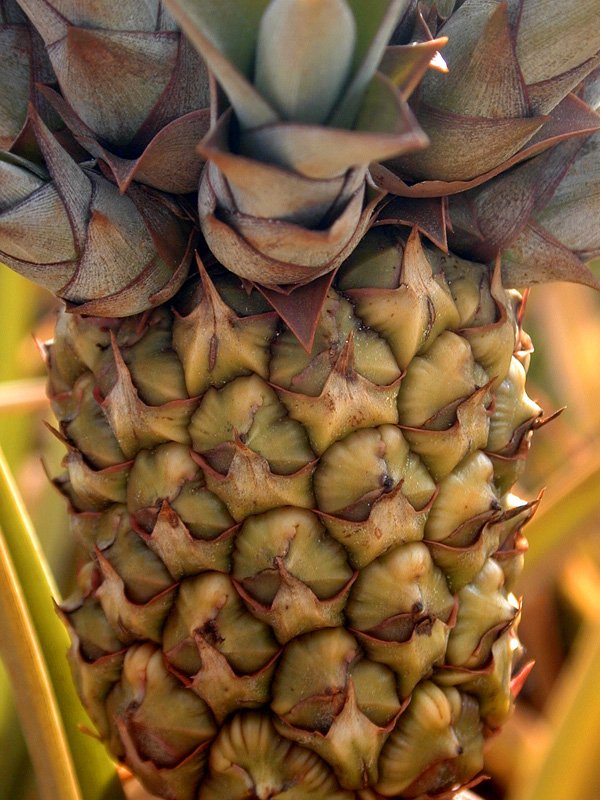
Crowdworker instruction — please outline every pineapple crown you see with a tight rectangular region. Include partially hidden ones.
[0,0,599,324]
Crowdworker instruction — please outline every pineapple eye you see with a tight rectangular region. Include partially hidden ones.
[382,475,395,491]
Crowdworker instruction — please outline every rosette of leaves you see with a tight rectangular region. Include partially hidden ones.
[16,0,211,193]
[372,0,600,289]
[165,0,440,285]
[447,129,600,287]
[444,69,600,286]
[0,112,194,316]
[379,0,600,187]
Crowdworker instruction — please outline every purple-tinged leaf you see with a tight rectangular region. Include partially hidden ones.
[199,160,384,285]
[50,28,179,146]
[527,55,600,115]
[502,224,600,290]
[29,105,91,251]
[389,104,544,183]
[448,138,585,261]
[198,110,357,226]
[380,38,448,101]
[258,272,337,352]
[40,86,209,193]
[376,196,448,251]
[425,2,529,118]
[0,26,30,148]
[375,94,600,196]
[48,0,161,30]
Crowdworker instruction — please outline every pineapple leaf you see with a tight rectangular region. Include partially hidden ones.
[515,0,600,96]
[330,0,412,127]
[447,137,588,262]
[0,445,126,800]
[425,2,529,119]
[15,0,67,47]
[28,106,91,253]
[379,38,448,100]
[373,94,600,197]
[257,270,336,351]
[167,0,269,73]
[535,134,600,260]
[377,196,448,251]
[46,0,162,29]
[37,84,211,194]
[56,28,181,147]
[354,71,419,136]
[0,24,30,149]
[501,224,600,291]
[164,0,278,128]
[388,105,545,183]
[0,148,48,180]
[239,91,426,180]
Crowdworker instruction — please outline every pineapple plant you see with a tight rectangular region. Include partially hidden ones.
[1,0,599,798]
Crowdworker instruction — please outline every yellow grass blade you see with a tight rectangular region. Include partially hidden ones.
[0,445,125,800]
[0,522,81,800]
[508,617,600,800]
[520,441,600,580]
[0,378,48,414]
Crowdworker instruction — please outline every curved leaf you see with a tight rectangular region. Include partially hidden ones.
[425,1,528,118]
[240,82,427,180]
[379,38,448,100]
[331,0,412,126]
[165,0,277,128]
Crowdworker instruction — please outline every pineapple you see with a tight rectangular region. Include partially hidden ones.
[1,1,599,799]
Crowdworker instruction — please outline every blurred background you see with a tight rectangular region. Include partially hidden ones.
[0,266,599,800]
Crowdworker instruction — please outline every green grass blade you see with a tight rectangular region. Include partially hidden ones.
[0,663,29,800]
[0,522,82,800]
[0,445,125,800]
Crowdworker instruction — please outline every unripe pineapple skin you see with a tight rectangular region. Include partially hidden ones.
[50,229,539,799]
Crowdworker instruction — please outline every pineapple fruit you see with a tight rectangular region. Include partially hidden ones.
[1,0,599,798]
